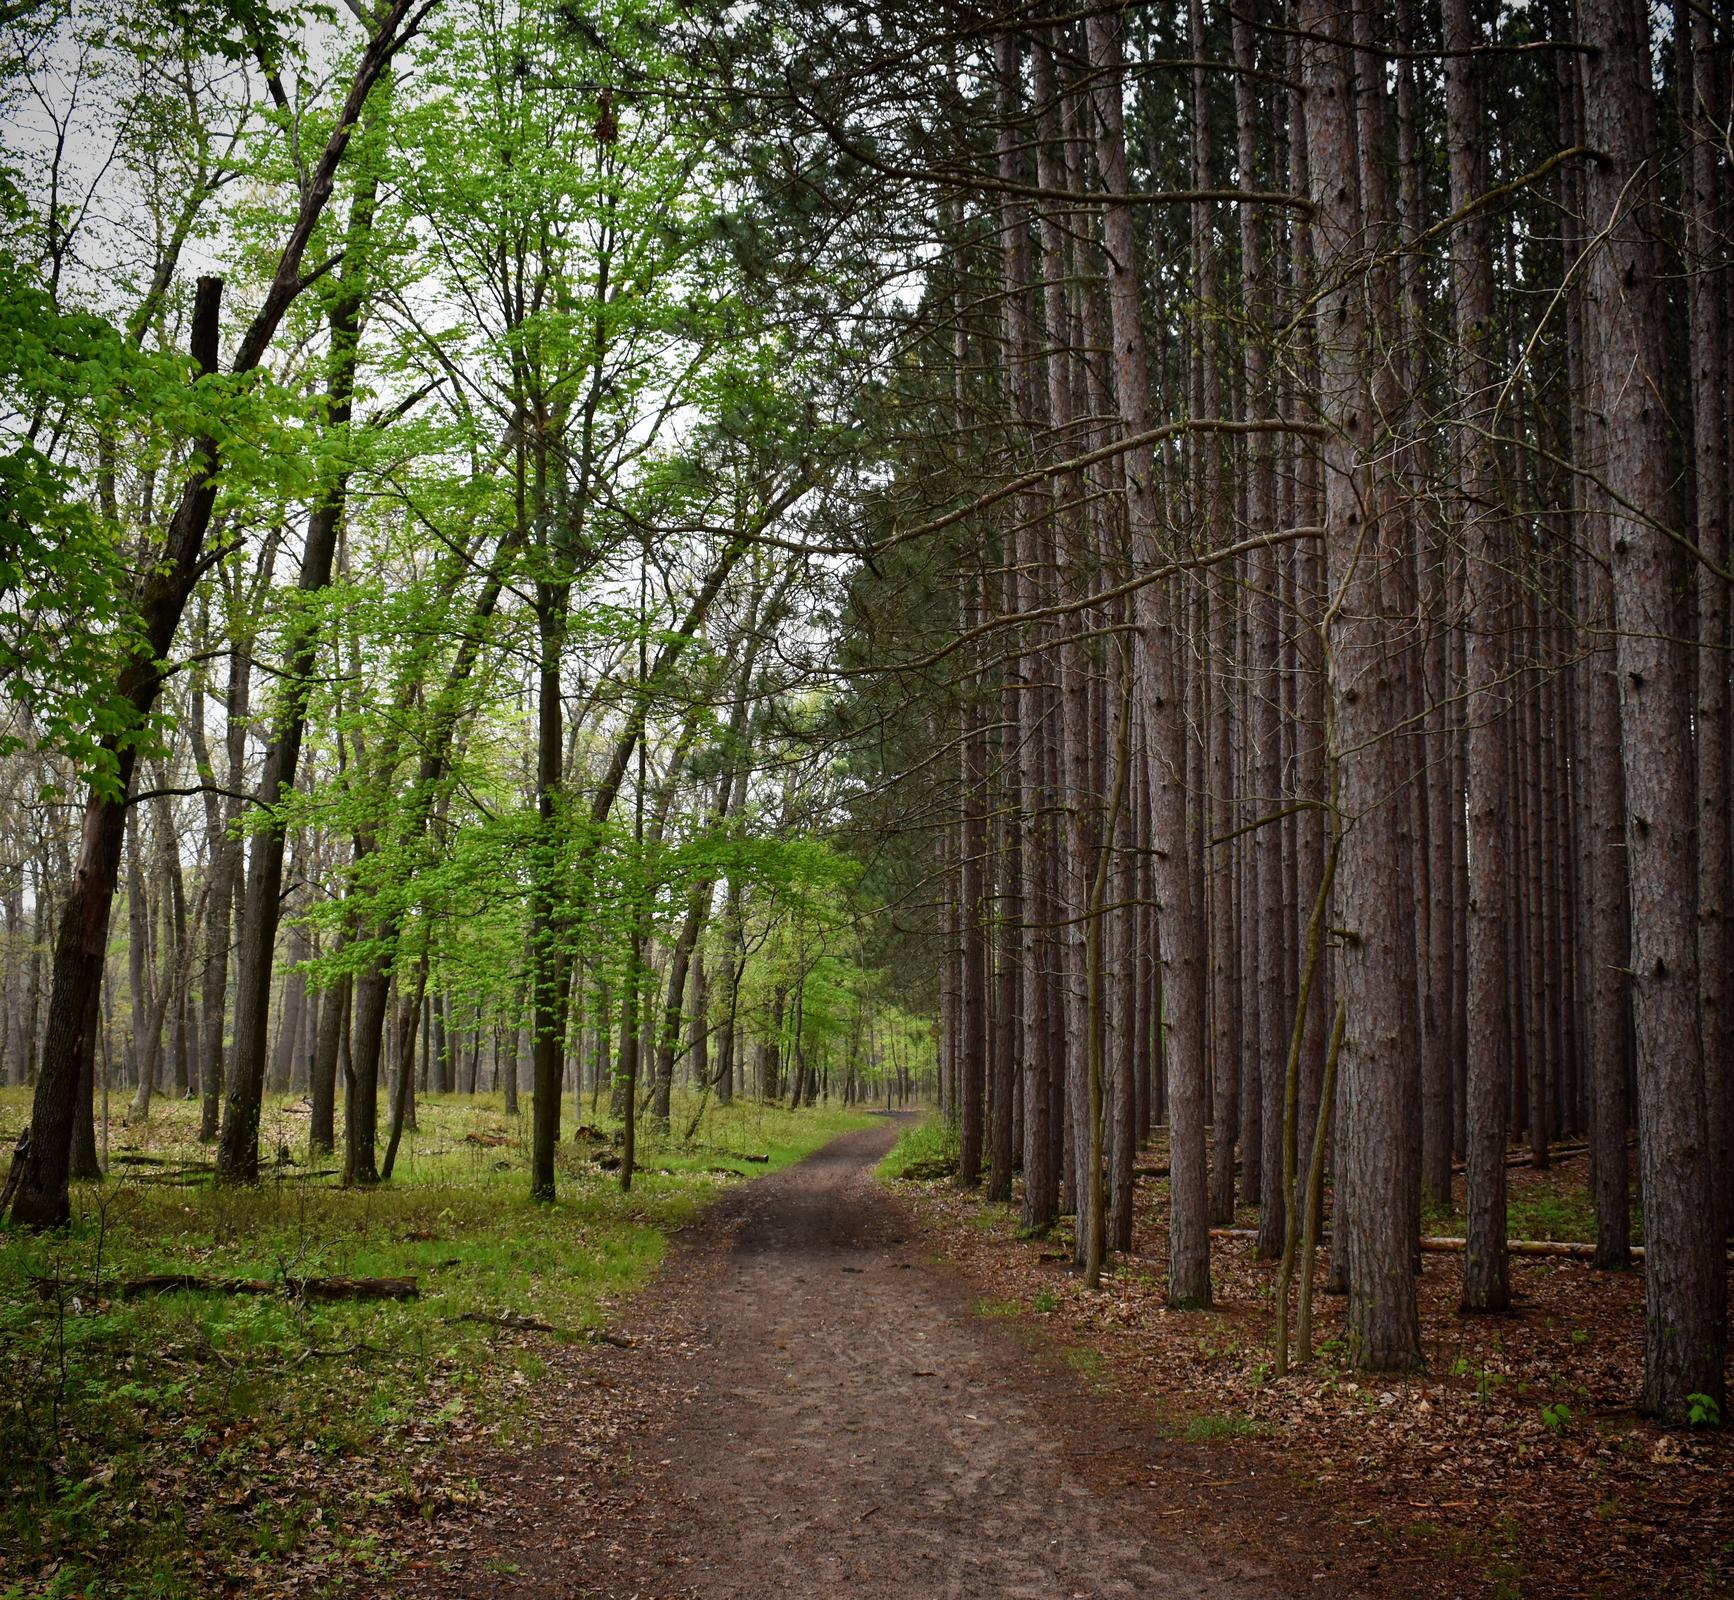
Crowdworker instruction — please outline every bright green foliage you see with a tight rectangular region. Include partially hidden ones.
[880,1118,959,1182]
[1686,1393,1722,1428]
[0,263,147,794]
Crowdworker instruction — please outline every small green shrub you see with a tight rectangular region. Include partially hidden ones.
[1686,1392,1722,1428]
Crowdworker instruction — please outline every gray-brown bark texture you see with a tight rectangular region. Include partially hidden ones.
[1084,9,1209,1308]
[1297,0,1421,1371]
[1443,0,1512,1317]
[1580,0,1728,1421]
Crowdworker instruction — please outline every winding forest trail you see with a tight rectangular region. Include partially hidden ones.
[402,1122,1340,1599]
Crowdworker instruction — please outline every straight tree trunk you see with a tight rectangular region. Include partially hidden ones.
[309,963,348,1155]
[1189,0,1240,1239]
[192,624,250,1143]
[125,813,158,1118]
[1297,0,1421,1370]
[1580,0,1727,1421]
[1084,10,1210,1306]
[1231,1,1286,1258]
[996,30,1055,1233]
[1444,0,1513,1315]
[1682,0,1732,1239]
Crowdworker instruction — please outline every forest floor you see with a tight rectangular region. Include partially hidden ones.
[7,1105,1729,1598]
[888,1127,1734,1600]
[0,1087,871,1599]
[384,1117,1733,1600]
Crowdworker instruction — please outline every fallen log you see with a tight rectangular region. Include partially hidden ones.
[110,1153,212,1169]
[448,1313,634,1348]
[1450,1141,1596,1175]
[1135,1155,1247,1182]
[293,1275,418,1301]
[583,1328,637,1349]
[455,1310,556,1333]
[123,1166,340,1187]
[1208,1227,1732,1263]
[1416,1235,1607,1260]
[120,1273,419,1301]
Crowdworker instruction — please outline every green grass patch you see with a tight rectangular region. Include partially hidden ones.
[1505,1186,1602,1245]
[1426,1169,1639,1247]
[1178,1411,1264,1442]
[877,1115,958,1181]
[1063,1344,1110,1386]
[0,1087,869,1598]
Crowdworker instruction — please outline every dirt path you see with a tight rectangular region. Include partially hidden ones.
[398,1122,1349,1599]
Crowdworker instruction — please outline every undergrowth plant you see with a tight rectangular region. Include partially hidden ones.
[878,1117,959,1182]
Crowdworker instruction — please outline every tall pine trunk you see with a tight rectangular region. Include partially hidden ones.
[1084,9,1210,1307]
[1580,0,1727,1422]
[1444,0,1513,1316]
[1297,0,1421,1370]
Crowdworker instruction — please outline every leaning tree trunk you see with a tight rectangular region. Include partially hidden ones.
[8,0,418,1229]
[218,155,379,1184]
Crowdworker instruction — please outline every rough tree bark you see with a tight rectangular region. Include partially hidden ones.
[1443,0,1513,1317]
[1580,0,1727,1421]
[1297,0,1421,1370]
[1084,8,1210,1307]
